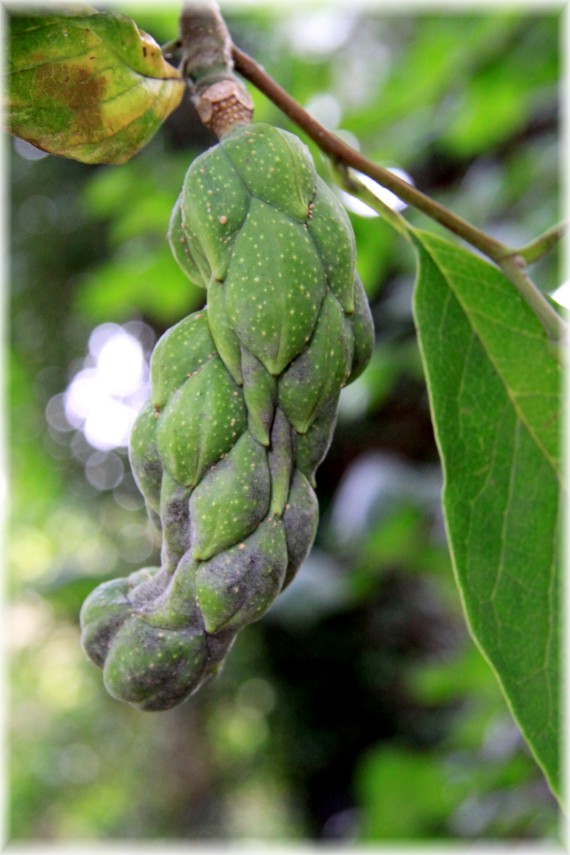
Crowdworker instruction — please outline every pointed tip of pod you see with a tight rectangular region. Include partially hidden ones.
[248,419,271,447]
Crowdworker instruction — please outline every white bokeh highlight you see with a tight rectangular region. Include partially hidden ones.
[341,168,412,217]
[550,281,570,309]
[63,323,151,451]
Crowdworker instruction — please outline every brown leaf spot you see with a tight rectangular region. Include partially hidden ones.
[34,63,106,135]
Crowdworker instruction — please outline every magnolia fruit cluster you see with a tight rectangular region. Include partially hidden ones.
[80,123,374,710]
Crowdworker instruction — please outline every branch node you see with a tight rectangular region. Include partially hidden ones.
[179,2,253,138]
[195,80,253,137]
[505,253,529,271]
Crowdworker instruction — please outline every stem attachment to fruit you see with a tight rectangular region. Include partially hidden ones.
[179,2,253,137]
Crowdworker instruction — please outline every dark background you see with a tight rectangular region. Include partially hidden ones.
[8,3,562,843]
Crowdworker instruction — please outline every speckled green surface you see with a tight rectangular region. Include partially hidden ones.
[278,290,353,434]
[196,517,288,634]
[156,356,247,488]
[80,123,374,710]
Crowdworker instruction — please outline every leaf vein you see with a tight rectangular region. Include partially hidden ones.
[422,246,560,478]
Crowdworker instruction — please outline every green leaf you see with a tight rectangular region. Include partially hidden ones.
[412,230,562,797]
[4,6,184,163]
[74,240,204,324]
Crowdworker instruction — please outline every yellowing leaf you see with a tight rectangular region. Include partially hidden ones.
[4,7,185,164]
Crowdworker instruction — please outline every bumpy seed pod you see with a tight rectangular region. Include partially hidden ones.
[80,123,374,710]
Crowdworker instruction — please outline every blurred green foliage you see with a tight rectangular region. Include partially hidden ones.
[8,4,561,844]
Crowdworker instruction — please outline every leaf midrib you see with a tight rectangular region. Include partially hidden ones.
[418,237,560,480]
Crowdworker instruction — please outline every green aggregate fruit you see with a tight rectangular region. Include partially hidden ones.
[80,122,374,710]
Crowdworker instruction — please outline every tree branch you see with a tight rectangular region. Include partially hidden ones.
[179,3,253,137]
[179,0,232,80]
[232,45,505,259]
[506,223,567,266]
[499,255,566,346]
[231,43,566,344]
[333,164,413,242]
